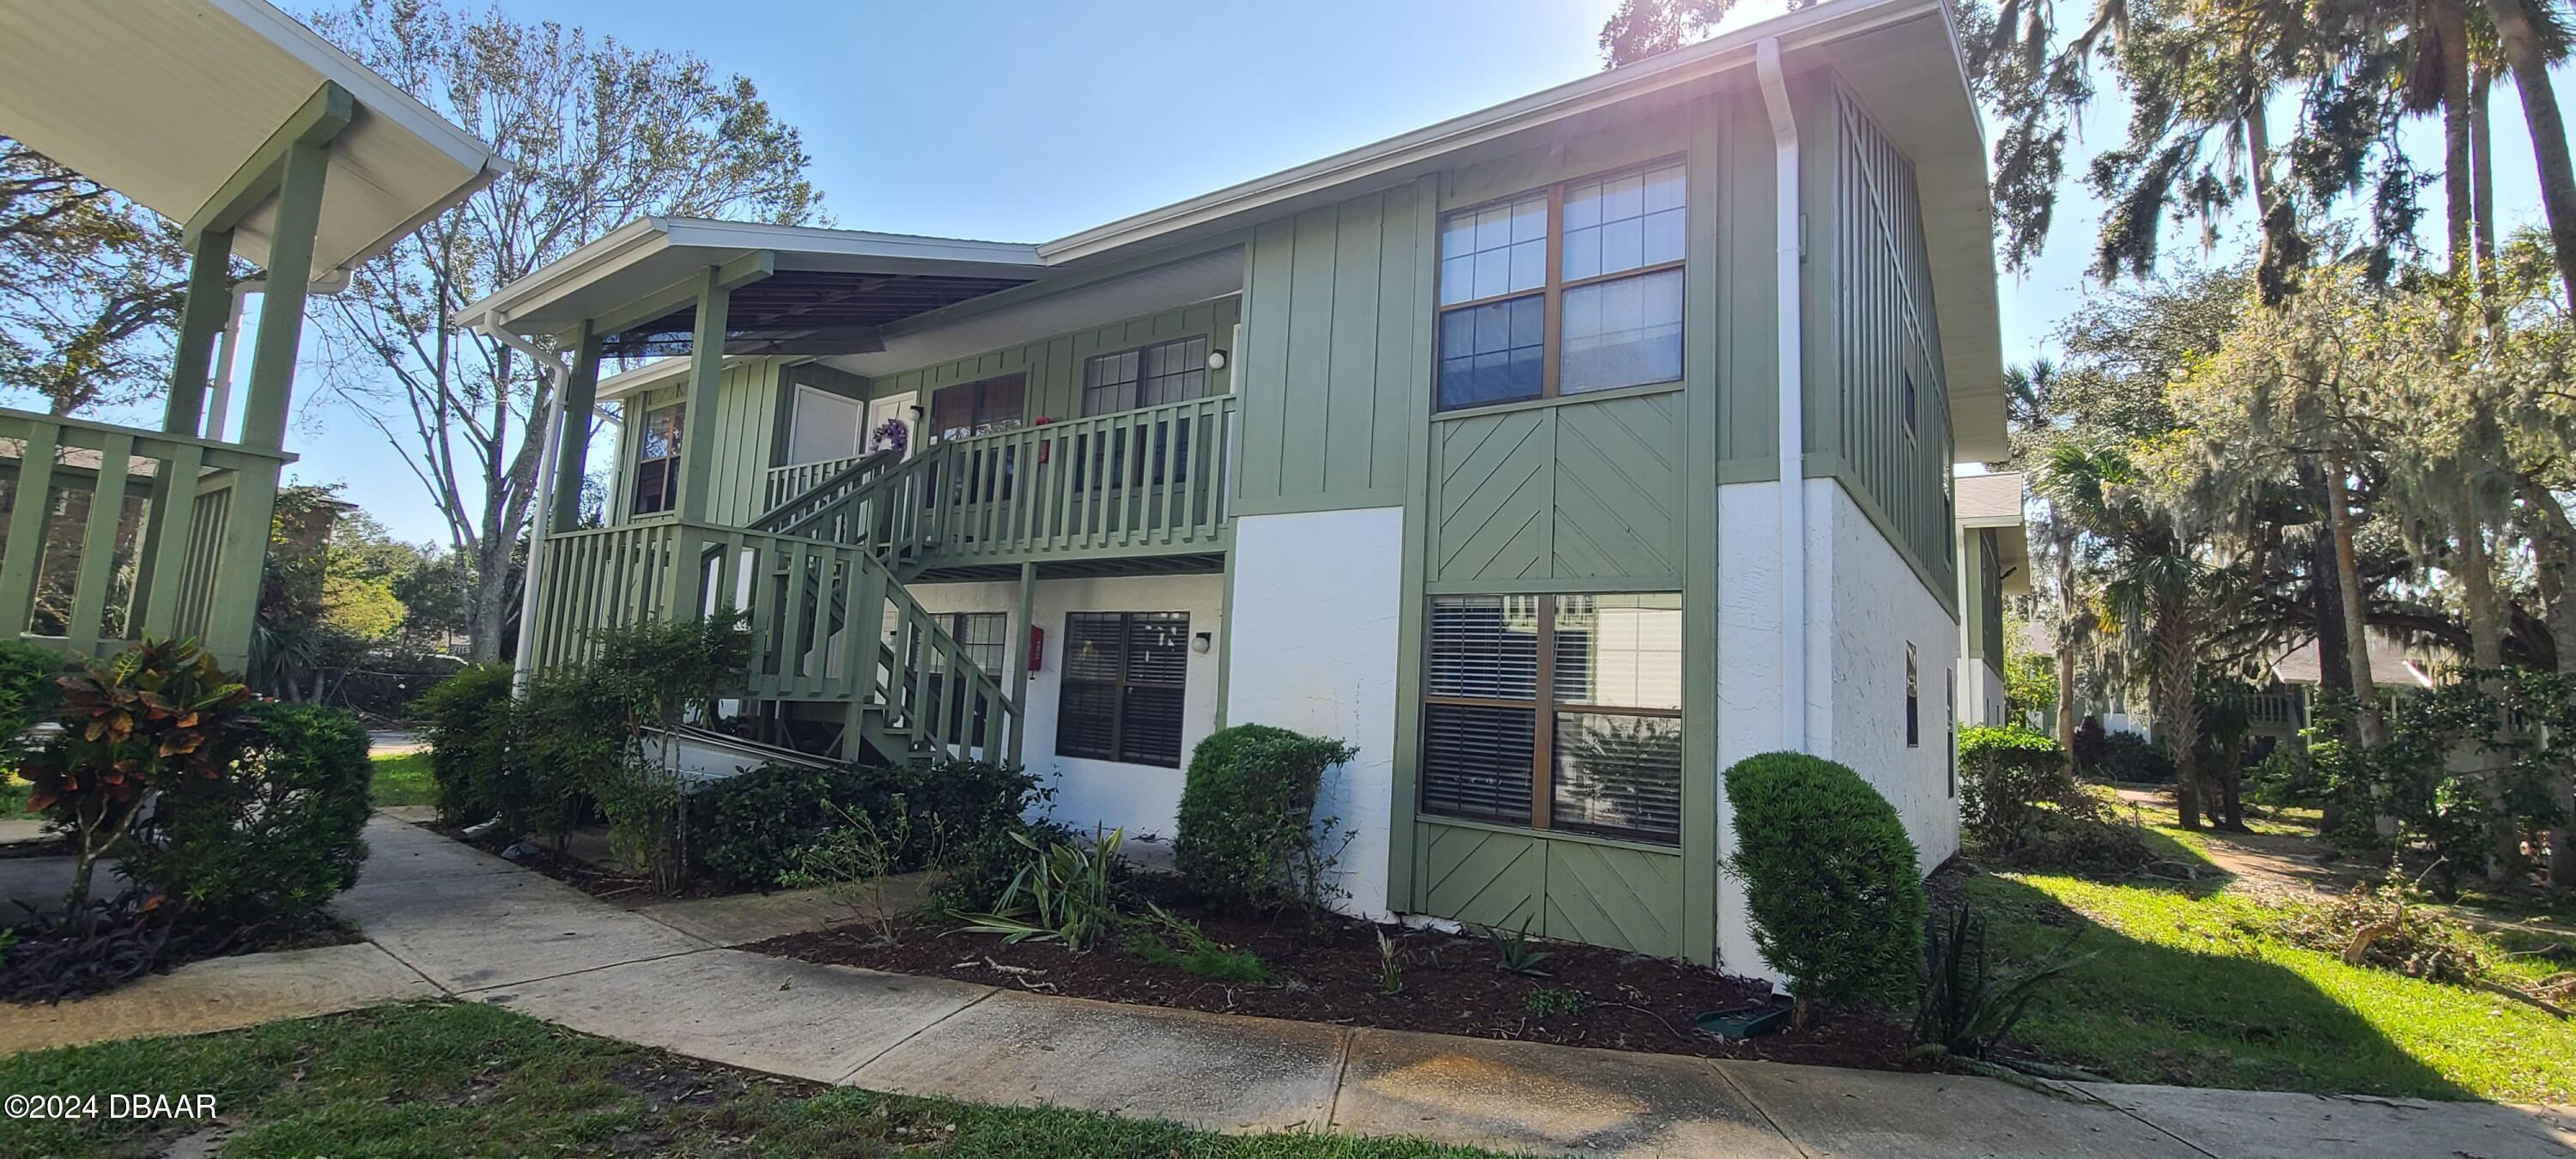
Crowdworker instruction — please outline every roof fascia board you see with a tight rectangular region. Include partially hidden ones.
[461,216,671,326]
[185,81,355,242]
[1036,0,1929,265]
[661,219,1043,268]
[212,0,504,177]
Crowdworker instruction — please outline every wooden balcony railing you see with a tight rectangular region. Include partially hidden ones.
[756,394,1238,570]
[529,518,1018,764]
[0,408,290,667]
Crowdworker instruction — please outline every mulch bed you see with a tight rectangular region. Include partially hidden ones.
[430,823,752,902]
[749,896,1922,1071]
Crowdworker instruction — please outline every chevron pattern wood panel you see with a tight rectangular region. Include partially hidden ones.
[1550,392,1682,580]
[1418,822,1543,931]
[1542,840,1683,957]
[1428,410,1551,584]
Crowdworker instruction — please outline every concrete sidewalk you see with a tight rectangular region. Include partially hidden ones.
[7,815,2573,1158]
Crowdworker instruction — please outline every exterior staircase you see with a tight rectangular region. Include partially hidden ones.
[526,392,1238,768]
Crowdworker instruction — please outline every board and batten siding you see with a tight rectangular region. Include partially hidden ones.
[863,300,1239,426]
[610,357,793,528]
[1807,78,1959,613]
[1388,100,1739,964]
[1232,183,1427,516]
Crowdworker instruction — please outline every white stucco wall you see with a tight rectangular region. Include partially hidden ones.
[1956,658,2007,727]
[902,573,1224,847]
[1813,482,1964,872]
[1224,507,1404,919]
[1716,478,1964,976]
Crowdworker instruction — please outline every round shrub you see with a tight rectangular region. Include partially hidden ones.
[1958,724,2074,852]
[126,702,374,931]
[691,762,847,886]
[416,663,516,823]
[1722,751,1925,1019]
[2095,731,2175,784]
[690,757,1046,888]
[1173,724,1357,913]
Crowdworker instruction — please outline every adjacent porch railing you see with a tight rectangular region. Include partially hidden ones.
[0,408,289,667]
[755,393,1238,569]
[528,518,1018,764]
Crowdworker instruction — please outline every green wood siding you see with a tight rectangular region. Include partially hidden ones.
[1965,526,2004,672]
[1415,820,1684,957]
[1394,101,1723,964]
[1424,390,1686,590]
[1807,77,1959,613]
[863,300,1238,423]
[610,358,789,527]
[1235,184,1425,515]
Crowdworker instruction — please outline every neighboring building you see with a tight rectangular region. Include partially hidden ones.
[471,0,2002,971]
[2253,632,2447,744]
[0,0,501,671]
[1954,471,2026,727]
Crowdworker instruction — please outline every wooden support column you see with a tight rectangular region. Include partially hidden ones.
[664,268,732,620]
[162,230,234,437]
[550,320,603,534]
[1009,561,1036,763]
[201,137,329,669]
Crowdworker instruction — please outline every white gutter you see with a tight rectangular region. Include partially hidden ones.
[1758,37,1808,752]
[203,280,260,441]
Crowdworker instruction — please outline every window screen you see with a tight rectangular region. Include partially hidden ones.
[1057,611,1190,767]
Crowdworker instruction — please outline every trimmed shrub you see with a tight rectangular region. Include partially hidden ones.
[507,665,624,850]
[2094,731,2175,783]
[125,702,374,931]
[1173,724,1357,913]
[0,638,65,761]
[415,663,515,824]
[1958,724,2075,853]
[690,757,1045,889]
[1722,751,1926,1022]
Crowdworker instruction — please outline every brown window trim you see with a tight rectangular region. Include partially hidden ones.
[1432,156,1690,414]
[1080,335,1209,418]
[1058,610,1188,768]
[630,402,684,516]
[1420,595,1682,843]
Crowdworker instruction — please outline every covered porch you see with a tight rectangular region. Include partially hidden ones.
[0,0,502,668]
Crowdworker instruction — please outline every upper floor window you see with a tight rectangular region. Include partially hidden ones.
[1903,371,1918,440]
[931,374,1025,441]
[1437,161,1686,412]
[1083,336,1206,416]
[631,403,684,515]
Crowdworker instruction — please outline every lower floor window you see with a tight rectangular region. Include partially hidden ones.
[1058,610,1189,768]
[1420,592,1682,843]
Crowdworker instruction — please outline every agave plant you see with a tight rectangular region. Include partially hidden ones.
[1908,904,2092,1065]
[21,637,252,925]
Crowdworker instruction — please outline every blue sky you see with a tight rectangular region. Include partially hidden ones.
[210,0,2563,543]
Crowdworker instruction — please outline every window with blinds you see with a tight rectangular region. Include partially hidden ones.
[1058,611,1190,767]
[630,403,684,515]
[1422,593,1682,842]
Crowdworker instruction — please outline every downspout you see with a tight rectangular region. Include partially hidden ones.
[1757,38,1808,751]
[480,311,567,693]
[203,280,262,441]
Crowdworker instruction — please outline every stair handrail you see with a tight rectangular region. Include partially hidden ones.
[748,447,898,535]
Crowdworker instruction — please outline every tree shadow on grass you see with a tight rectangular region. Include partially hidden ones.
[1966,854,2485,1101]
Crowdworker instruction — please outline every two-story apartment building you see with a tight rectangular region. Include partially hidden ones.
[467,0,2007,971]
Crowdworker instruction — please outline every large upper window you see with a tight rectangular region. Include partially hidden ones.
[630,403,684,515]
[1058,611,1190,768]
[1437,161,1686,412]
[1421,593,1683,843]
[1083,336,1206,416]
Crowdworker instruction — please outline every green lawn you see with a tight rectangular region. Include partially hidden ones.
[368,751,435,809]
[0,1002,1503,1158]
[1975,828,2576,1102]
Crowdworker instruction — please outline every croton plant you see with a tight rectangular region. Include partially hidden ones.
[22,636,253,920]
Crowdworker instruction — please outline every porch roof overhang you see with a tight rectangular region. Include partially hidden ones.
[467,0,2001,454]
[0,0,505,286]
[1957,471,2027,596]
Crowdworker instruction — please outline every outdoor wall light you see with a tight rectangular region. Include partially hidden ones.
[1205,349,1228,372]
[1192,632,1212,654]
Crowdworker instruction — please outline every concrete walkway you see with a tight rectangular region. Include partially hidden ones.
[5,816,2573,1158]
